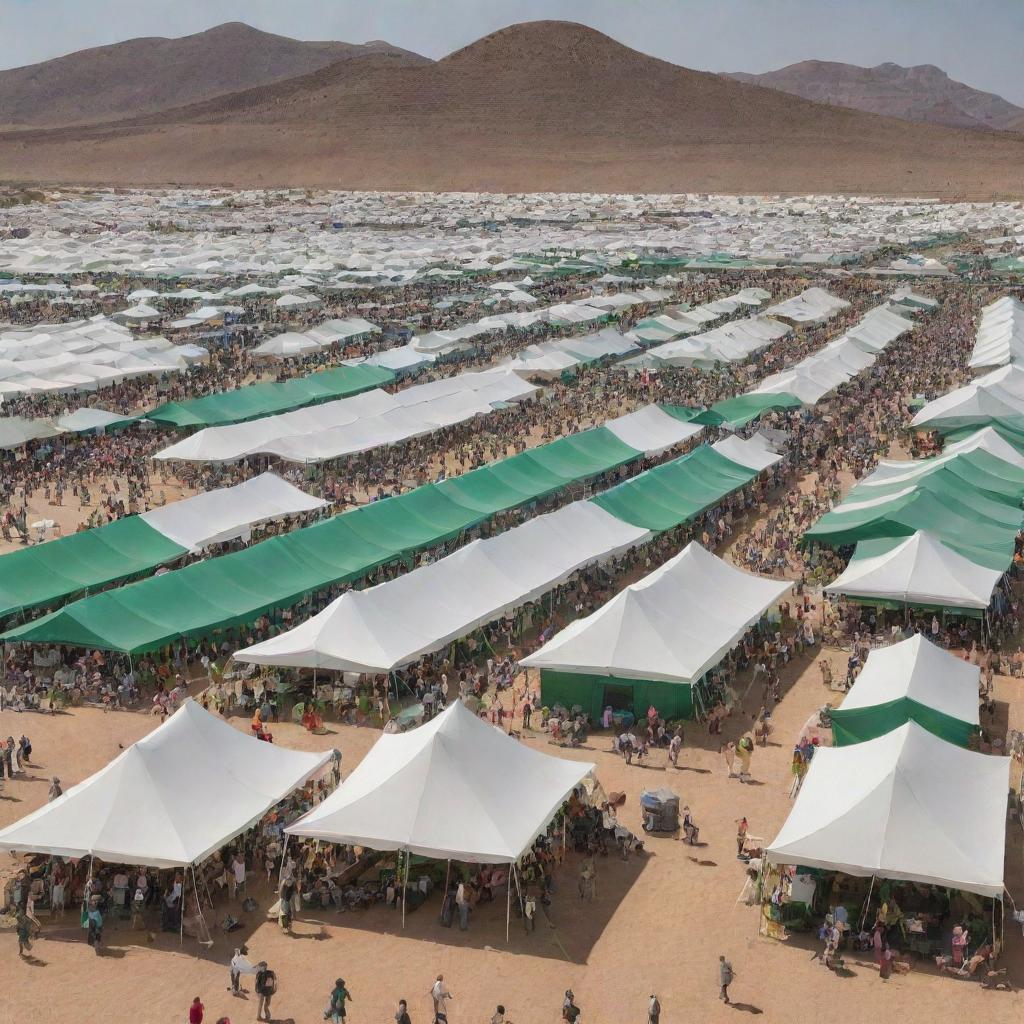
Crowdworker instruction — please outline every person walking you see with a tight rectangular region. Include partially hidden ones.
[16,911,32,958]
[47,776,62,802]
[561,990,580,1022]
[189,996,205,1024]
[326,978,352,1024]
[394,999,412,1024]
[255,962,276,1022]
[430,974,452,1024]
[719,955,735,1004]
[228,945,256,994]
[648,995,661,1024]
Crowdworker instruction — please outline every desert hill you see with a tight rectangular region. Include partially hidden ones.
[0,22,427,128]
[1,21,1023,197]
[727,60,1024,133]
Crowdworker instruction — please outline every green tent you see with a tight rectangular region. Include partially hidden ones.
[147,364,394,428]
[831,698,976,748]
[707,391,802,428]
[2,427,643,653]
[540,669,694,722]
[828,635,979,748]
[846,451,1024,509]
[804,486,1019,570]
[0,517,186,620]
[591,446,758,531]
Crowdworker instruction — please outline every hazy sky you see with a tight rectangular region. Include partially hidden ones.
[4,0,1024,104]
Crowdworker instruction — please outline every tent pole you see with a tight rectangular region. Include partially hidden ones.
[505,865,512,943]
[401,851,410,929]
[190,863,210,944]
[277,833,291,899]
[443,859,451,898]
[513,862,525,917]
[859,874,876,932]
[180,866,187,946]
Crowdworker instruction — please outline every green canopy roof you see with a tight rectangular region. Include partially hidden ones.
[847,451,1024,508]
[2,427,641,653]
[0,517,186,621]
[804,486,1019,570]
[706,391,802,428]
[147,364,394,428]
[831,698,976,748]
[590,446,758,531]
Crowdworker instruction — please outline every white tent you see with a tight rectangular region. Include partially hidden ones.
[711,433,784,472]
[766,287,850,324]
[968,296,1024,369]
[55,408,134,433]
[235,501,650,673]
[837,634,979,727]
[911,365,1024,430]
[139,472,327,551]
[824,531,1002,610]
[766,721,1008,897]
[605,405,703,454]
[0,700,332,868]
[253,332,322,358]
[521,542,789,683]
[286,699,592,864]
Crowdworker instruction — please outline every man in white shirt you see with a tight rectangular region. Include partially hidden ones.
[229,944,257,994]
[430,975,453,1024]
[455,882,469,930]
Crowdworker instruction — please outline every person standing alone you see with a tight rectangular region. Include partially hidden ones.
[719,954,735,1004]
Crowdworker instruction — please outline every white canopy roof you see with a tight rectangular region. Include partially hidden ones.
[521,542,789,683]
[0,700,332,868]
[945,426,1024,469]
[968,296,1024,369]
[766,287,850,324]
[766,721,1008,897]
[235,501,649,673]
[286,699,592,863]
[711,432,784,471]
[139,472,326,551]
[839,634,979,726]
[605,405,703,454]
[154,368,536,464]
[824,531,1003,610]
[911,365,1024,429]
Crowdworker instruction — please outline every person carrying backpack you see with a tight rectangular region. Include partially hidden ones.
[324,978,352,1024]
[255,962,276,1022]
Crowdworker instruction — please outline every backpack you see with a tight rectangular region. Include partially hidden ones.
[259,969,277,995]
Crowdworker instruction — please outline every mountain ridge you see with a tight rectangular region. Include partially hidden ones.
[1,21,1022,198]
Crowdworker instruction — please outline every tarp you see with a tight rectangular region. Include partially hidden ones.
[147,364,394,427]
[766,722,1008,897]
[591,446,760,531]
[0,473,325,619]
[0,700,331,868]
[286,700,592,863]
[521,542,788,683]
[825,532,1003,612]
[1,427,644,653]
[830,635,979,747]
[233,502,649,673]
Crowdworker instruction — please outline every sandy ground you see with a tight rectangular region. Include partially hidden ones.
[2,648,1023,1024]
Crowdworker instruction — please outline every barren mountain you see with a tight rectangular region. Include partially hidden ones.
[0,22,428,128]
[727,60,1024,132]
[2,21,1024,197]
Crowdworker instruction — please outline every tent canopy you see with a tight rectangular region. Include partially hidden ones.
[521,542,788,683]
[286,700,592,863]
[234,501,649,674]
[824,531,1003,612]
[830,634,980,746]
[766,721,1008,897]
[0,700,331,868]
